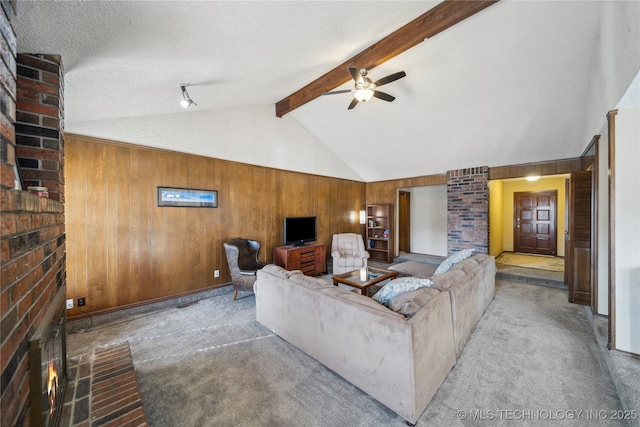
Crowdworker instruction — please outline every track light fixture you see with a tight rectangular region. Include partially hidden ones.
[179,84,197,108]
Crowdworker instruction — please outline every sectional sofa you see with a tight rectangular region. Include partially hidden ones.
[255,253,496,425]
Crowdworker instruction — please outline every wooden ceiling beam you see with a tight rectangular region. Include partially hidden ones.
[275,0,498,117]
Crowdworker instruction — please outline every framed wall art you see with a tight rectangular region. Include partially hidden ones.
[157,187,218,208]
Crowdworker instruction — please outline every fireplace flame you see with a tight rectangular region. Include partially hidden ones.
[47,359,58,415]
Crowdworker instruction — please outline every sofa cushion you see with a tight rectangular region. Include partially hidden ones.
[261,264,303,280]
[389,287,441,318]
[372,277,433,307]
[289,273,332,290]
[429,269,466,290]
[433,248,474,275]
[451,256,481,273]
[389,261,438,278]
[337,291,405,318]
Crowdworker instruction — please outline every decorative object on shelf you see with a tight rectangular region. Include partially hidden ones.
[157,187,217,208]
[28,186,49,198]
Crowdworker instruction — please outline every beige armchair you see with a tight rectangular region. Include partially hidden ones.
[331,233,370,275]
[223,238,266,299]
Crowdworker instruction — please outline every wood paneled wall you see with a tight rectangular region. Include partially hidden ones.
[366,174,447,204]
[488,158,582,180]
[65,135,365,315]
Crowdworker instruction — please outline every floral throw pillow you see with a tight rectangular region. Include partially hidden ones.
[433,248,474,276]
[372,277,433,307]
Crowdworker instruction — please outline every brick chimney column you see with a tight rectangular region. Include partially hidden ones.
[16,54,65,201]
[447,166,489,255]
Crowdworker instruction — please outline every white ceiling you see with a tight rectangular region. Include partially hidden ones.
[14,1,638,182]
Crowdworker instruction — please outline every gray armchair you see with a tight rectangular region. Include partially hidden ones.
[331,233,370,275]
[223,238,266,299]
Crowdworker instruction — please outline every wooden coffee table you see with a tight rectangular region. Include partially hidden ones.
[332,266,397,297]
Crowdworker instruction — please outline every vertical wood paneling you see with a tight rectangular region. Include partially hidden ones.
[65,135,365,314]
[106,144,118,308]
[163,151,180,293]
[65,137,78,301]
[115,146,131,307]
[149,150,166,299]
[137,150,152,301]
[84,143,106,309]
[128,148,140,304]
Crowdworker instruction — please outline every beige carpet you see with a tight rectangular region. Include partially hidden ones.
[65,281,623,426]
[496,252,564,272]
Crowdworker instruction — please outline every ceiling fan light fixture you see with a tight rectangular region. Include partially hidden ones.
[179,84,197,108]
[354,88,374,102]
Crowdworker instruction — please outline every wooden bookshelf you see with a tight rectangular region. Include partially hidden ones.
[366,204,394,263]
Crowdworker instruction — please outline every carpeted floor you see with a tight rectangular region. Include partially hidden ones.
[496,252,565,272]
[67,278,623,426]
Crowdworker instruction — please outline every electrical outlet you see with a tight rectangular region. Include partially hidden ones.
[77,297,85,307]
[66,299,73,309]
[214,270,220,278]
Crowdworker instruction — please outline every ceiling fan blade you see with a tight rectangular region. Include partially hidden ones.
[374,71,406,87]
[372,91,395,102]
[322,89,354,96]
[348,67,363,84]
[347,98,359,110]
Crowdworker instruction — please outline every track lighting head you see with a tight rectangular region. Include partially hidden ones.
[179,84,197,108]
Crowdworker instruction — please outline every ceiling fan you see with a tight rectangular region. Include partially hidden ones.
[323,67,406,110]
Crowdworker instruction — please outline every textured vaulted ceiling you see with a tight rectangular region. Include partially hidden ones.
[14,1,639,182]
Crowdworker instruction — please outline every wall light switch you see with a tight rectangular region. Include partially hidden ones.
[214,270,220,278]
[66,299,73,309]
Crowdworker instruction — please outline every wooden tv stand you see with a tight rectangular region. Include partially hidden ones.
[273,243,326,276]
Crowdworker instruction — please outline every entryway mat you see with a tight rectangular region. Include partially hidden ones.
[496,252,564,272]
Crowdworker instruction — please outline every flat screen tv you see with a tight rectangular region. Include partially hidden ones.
[284,216,317,246]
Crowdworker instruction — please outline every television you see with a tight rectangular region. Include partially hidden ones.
[284,216,317,246]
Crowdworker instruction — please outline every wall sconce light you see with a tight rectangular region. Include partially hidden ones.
[179,84,197,108]
[359,210,366,225]
[525,175,540,182]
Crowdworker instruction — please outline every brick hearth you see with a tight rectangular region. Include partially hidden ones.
[61,342,147,427]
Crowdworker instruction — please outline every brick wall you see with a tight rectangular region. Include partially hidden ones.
[0,4,67,425]
[16,54,65,201]
[447,166,489,255]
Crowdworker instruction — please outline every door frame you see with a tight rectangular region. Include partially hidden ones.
[513,190,558,255]
[398,191,410,253]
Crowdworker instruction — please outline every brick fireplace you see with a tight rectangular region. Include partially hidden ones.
[28,287,68,427]
[1,4,67,425]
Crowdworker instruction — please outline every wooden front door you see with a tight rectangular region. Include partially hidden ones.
[514,191,557,255]
[398,191,410,253]
[566,170,592,306]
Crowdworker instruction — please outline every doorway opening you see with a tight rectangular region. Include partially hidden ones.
[489,175,567,279]
[396,185,447,262]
